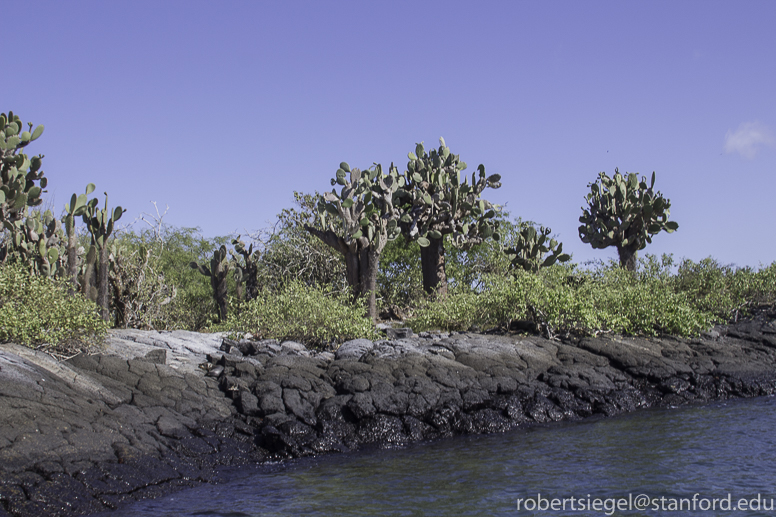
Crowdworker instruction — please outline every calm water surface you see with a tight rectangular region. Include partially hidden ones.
[100,396,776,516]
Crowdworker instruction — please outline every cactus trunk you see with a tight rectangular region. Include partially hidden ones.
[305,225,379,323]
[617,244,639,272]
[360,248,379,323]
[213,273,228,323]
[235,280,244,302]
[82,246,97,302]
[420,236,447,297]
[66,220,78,292]
[97,245,110,322]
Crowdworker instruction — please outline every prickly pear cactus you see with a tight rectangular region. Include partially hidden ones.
[190,245,230,322]
[230,236,260,301]
[0,111,50,267]
[82,191,126,321]
[398,137,502,249]
[64,183,96,289]
[82,192,125,250]
[397,137,502,295]
[504,224,571,273]
[307,161,403,322]
[578,168,678,271]
[316,161,403,248]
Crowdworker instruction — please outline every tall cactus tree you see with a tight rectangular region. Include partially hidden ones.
[578,168,678,271]
[398,138,502,296]
[190,244,230,323]
[305,161,402,322]
[82,192,125,321]
[0,111,47,264]
[505,224,571,274]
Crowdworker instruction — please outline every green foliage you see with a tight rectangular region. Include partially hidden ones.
[220,280,379,348]
[133,226,228,330]
[257,192,345,293]
[673,257,776,321]
[377,212,520,313]
[377,237,425,311]
[0,262,107,352]
[407,256,727,338]
[579,169,677,270]
[109,239,178,329]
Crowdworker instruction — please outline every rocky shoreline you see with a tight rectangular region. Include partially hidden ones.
[2,315,776,516]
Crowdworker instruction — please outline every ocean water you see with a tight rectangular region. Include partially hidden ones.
[100,396,776,516]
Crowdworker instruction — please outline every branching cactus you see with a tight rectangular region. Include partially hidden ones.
[82,192,126,321]
[64,183,95,290]
[305,161,402,322]
[0,111,47,263]
[190,245,230,323]
[504,224,571,274]
[398,137,502,295]
[578,169,678,271]
[230,236,260,302]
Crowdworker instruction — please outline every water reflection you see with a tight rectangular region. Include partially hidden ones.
[99,396,776,517]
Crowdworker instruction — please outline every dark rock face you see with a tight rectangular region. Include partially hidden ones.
[0,343,264,517]
[212,322,776,460]
[2,317,776,515]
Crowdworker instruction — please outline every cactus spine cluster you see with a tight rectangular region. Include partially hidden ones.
[306,161,403,321]
[398,137,502,295]
[190,245,230,322]
[505,225,571,273]
[578,169,678,271]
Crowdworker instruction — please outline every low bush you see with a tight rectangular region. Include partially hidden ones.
[219,280,379,348]
[674,258,776,321]
[407,258,718,338]
[0,262,108,354]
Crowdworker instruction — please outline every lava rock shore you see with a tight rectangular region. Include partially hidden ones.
[2,316,776,516]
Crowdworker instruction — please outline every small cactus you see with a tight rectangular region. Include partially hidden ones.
[190,245,230,322]
[230,236,260,302]
[82,191,126,321]
[504,224,571,273]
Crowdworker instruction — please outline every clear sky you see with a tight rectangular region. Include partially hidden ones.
[5,0,775,267]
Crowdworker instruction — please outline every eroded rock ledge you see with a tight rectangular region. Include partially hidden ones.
[2,316,776,516]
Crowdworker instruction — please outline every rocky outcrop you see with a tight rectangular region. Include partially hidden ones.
[2,316,776,516]
[213,320,776,459]
[0,331,264,517]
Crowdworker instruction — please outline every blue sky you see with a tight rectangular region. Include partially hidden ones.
[5,1,775,267]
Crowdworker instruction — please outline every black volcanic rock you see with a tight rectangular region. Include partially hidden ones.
[3,317,776,515]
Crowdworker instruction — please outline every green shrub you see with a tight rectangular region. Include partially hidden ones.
[407,258,717,338]
[220,280,379,348]
[674,258,776,321]
[0,262,108,353]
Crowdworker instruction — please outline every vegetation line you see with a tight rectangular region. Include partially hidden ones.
[2,113,774,356]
